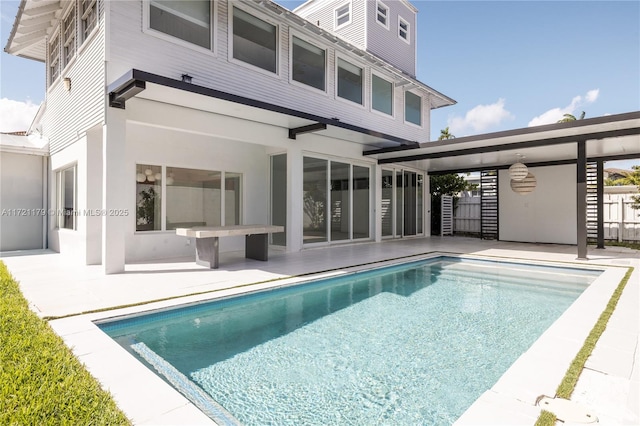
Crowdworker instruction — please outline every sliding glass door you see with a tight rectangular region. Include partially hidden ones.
[382,167,425,238]
[304,156,371,245]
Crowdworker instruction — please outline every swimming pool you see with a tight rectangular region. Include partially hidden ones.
[98,256,600,425]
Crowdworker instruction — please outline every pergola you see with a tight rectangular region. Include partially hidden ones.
[364,111,640,259]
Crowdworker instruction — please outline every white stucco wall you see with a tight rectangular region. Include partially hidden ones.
[499,164,577,244]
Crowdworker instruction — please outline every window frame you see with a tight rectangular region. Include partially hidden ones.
[370,71,394,117]
[79,0,98,45]
[398,16,410,44]
[289,32,327,94]
[229,4,280,77]
[335,55,365,107]
[56,165,77,230]
[48,31,61,86]
[334,1,352,30]
[143,0,216,55]
[61,5,76,69]
[404,90,422,127]
[376,0,389,30]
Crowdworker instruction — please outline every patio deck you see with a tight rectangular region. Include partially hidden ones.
[1,236,638,425]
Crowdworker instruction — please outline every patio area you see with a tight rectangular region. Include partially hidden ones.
[1,236,638,425]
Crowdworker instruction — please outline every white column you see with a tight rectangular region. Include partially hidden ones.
[86,126,103,265]
[287,147,303,252]
[102,107,127,274]
[374,165,382,242]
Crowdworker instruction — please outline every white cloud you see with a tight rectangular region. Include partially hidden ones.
[528,89,599,127]
[447,98,514,136]
[0,98,40,133]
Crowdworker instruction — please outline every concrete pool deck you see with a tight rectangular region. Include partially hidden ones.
[1,237,638,425]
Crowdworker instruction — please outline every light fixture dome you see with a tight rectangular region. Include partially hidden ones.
[510,172,537,195]
[509,162,529,181]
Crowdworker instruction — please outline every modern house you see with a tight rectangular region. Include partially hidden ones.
[4,0,458,273]
[4,0,639,273]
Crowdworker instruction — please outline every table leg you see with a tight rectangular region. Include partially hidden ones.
[196,237,219,269]
[245,233,268,261]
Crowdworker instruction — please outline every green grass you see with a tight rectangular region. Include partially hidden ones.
[605,241,640,251]
[0,261,131,425]
[534,266,635,425]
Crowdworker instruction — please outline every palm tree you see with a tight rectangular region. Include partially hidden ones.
[438,127,455,140]
[557,111,586,123]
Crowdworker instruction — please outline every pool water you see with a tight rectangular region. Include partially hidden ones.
[99,257,600,425]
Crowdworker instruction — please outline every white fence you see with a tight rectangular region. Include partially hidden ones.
[452,192,640,242]
[603,193,640,242]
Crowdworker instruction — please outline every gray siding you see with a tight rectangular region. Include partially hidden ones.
[365,0,416,76]
[295,0,366,49]
[106,0,429,143]
[46,0,106,155]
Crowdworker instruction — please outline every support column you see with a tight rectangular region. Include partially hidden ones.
[102,107,127,274]
[596,160,605,249]
[576,141,588,260]
[287,148,303,252]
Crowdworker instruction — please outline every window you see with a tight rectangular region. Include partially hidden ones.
[372,74,393,115]
[398,17,410,43]
[335,2,351,29]
[376,1,389,28]
[149,0,211,49]
[48,34,60,85]
[405,91,421,126]
[292,36,326,91]
[232,7,277,73]
[136,164,162,231]
[136,165,241,231]
[62,7,76,67]
[337,58,363,105]
[57,166,76,230]
[80,0,98,43]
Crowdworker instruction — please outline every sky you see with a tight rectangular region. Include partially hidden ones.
[1,0,638,169]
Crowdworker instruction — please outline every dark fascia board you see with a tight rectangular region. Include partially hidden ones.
[376,126,640,164]
[107,69,417,147]
[366,111,640,156]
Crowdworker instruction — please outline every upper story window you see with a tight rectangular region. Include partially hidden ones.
[149,0,211,49]
[335,2,351,30]
[48,33,60,85]
[62,6,76,68]
[372,74,393,115]
[80,0,98,43]
[292,36,326,91]
[405,91,422,126]
[337,58,363,105]
[232,7,277,73]
[398,17,410,43]
[376,1,389,29]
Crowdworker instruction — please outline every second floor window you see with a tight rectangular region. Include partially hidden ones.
[292,36,325,91]
[49,34,60,85]
[337,58,363,105]
[376,1,389,28]
[233,7,277,73]
[149,0,211,49]
[405,91,421,126]
[335,3,351,29]
[399,18,410,43]
[80,0,98,43]
[372,74,393,115]
[62,7,76,67]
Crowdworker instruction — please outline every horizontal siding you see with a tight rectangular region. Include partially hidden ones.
[46,0,105,155]
[295,0,366,49]
[107,0,430,144]
[366,0,416,76]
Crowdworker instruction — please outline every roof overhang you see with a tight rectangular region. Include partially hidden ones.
[0,133,49,155]
[108,69,422,150]
[364,112,640,172]
[4,0,63,61]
